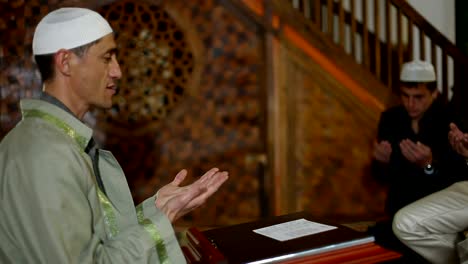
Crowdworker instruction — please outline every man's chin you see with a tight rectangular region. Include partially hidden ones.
[409,113,422,120]
[103,102,113,109]
[92,101,113,110]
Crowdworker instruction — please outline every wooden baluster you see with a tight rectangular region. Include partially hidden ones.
[397,8,403,72]
[363,0,369,68]
[442,51,448,99]
[327,0,333,36]
[374,0,381,77]
[407,18,413,61]
[453,60,460,104]
[430,41,437,80]
[419,29,425,60]
[350,0,356,59]
[315,0,322,29]
[385,1,392,89]
[339,0,345,47]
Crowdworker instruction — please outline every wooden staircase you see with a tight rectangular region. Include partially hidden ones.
[283,0,468,115]
[230,0,468,216]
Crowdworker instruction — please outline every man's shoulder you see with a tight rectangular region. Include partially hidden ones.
[1,119,82,160]
[427,99,452,116]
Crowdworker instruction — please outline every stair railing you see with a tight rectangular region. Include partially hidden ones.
[286,0,468,107]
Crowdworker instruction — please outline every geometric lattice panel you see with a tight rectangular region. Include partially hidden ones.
[97,0,195,133]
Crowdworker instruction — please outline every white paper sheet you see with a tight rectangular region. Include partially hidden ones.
[253,218,337,241]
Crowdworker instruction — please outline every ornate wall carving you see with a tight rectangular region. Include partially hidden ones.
[96,0,196,134]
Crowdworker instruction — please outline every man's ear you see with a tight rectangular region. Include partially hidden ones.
[54,49,72,76]
[432,89,439,99]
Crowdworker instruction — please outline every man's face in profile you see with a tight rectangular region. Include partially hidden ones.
[68,34,121,110]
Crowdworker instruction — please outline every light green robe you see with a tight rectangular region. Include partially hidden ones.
[0,99,186,263]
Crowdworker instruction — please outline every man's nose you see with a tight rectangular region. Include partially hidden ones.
[110,57,122,79]
[408,97,416,108]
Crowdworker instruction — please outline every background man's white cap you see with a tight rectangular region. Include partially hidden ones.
[400,60,436,82]
[33,7,113,55]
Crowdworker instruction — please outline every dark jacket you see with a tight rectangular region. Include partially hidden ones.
[372,98,467,215]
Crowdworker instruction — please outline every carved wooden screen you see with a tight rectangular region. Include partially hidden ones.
[96,0,196,134]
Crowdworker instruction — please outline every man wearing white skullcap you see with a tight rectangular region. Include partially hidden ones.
[0,7,228,263]
[369,60,468,261]
[391,73,468,263]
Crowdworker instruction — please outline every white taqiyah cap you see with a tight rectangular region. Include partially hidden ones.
[33,7,113,55]
[400,60,436,82]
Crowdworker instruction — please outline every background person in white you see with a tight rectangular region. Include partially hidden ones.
[393,123,468,264]
[0,7,228,263]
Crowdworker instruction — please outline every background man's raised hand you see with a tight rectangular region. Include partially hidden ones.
[449,123,468,159]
